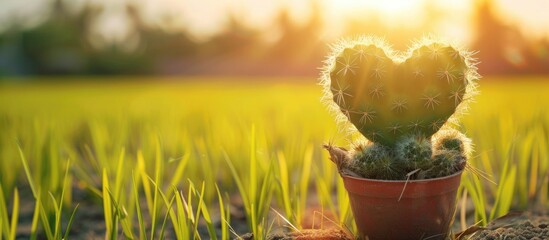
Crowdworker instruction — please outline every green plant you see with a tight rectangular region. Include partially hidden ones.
[18,147,79,239]
[349,142,399,179]
[321,36,479,180]
[1,77,547,238]
[395,135,432,171]
[0,184,19,240]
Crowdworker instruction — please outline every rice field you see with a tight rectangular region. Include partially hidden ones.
[0,76,548,239]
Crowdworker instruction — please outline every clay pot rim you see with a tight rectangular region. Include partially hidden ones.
[340,170,463,184]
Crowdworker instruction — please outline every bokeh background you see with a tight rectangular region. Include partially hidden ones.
[0,0,548,77]
[1,0,548,238]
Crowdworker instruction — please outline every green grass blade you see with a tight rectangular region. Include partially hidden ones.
[198,182,217,240]
[529,137,540,199]
[223,149,254,236]
[257,161,274,225]
[0,199,2,240]
[298,145,313,227]
[276,151,292,221]
[18,144,55,239]
[181,188,195,235]
[107,190,134,239]
[463,174,487,225]
[168,152,190,189]
[114,148,126,200]
[150,178,160,240]
[185,182,195,224]
[148,177,182,240]
[38,193,54,240]
[132,172,147,240]
[489,139,517,221]
[191,182,205,238]
[62,165,73,214]
[172,187,188,239]
[222,150,249,213]
[29,191,40,240]
[148,138,165,240]
[336,177,351,225]
[249,125,257,208]
[102,168,115,240]
[51,159,71,239]
[62,204,80,240]
[490,165,517,221]
[47,192,61,238]
[250,203,257,239]
[313,165,337,217]
[536,131,549,205]
[0,183,8,240]
[154,138,164,191]
[9,188,19,240]
[158,196,175,240]
[137,150,154,215]
[17,144,37,198]
[223,192,232,239]
[215,184,229,240]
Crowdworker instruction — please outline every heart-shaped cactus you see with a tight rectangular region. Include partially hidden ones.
[321,36,478,146]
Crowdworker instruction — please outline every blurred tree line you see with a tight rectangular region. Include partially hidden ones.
[471,1,549,75]
[0,0,547,77]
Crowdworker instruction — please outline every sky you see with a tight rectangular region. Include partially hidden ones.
[1,0,548,44]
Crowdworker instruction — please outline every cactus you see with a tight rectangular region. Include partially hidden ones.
[345,130,471,180]
[423,150,467,179]
[322,36,479,180]
[418,128,472,178]
[351,142,401,179]
[432,128,473,157]
[321,36,478,146]
[395,135,432,170]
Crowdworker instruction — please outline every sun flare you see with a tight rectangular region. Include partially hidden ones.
[328,0,422,16]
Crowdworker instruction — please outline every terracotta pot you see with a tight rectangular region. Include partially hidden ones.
[342,171,463,240]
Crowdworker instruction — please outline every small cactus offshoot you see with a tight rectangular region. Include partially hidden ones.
[432,128,473,157]
[340,129,472,180]
[395,135,432,170]
[351,142,403,179]
[423,150,467,179]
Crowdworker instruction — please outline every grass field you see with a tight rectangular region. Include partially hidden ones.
[0,76,548,239]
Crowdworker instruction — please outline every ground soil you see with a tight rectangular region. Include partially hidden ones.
[456,210,549,240]
[268,229,353,240]
[238,229,353,240]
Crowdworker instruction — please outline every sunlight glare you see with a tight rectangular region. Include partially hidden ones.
[329,0,422,16]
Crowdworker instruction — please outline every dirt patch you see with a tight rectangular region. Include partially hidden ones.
[238,228,354,240]
[270,229,354,240]
[457,210,549,239]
